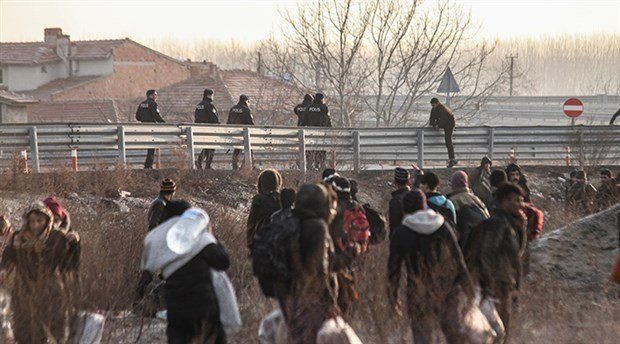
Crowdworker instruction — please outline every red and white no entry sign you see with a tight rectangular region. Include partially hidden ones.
[563,98,584,118]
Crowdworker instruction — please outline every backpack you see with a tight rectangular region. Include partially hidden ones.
[362,203,386,245]
[250,216,301,298]
[456,204,488,250]
[427,199,455,226]
[523,203,543,240]
[338,205,371,254]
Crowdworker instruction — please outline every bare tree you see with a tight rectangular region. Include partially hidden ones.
[265,0,374,126]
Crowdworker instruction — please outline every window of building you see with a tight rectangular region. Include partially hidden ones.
[41,66,47,73]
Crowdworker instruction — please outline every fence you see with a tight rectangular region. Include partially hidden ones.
[1,123,619,173]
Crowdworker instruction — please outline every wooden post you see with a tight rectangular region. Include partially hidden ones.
[155,148,161,169]
[117,126,127,167]
[353,131,360,174]
[186,126,196,170]
[29,126,40,173]
[298,129,306,174]
[488,127,494,159]
[417,129,424,169]
[243,127,252,169]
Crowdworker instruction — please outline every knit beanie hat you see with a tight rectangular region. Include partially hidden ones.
[322,168,338,183]
[451,170,469,189]
[331,176,351,194]
[403,189,427,213]
[43,196,66,221]
[481,156,492,166]
[161,178,177,192]
[506,163,521,174]
[394,167,410,183]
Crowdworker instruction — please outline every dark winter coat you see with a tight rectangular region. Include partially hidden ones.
[294,100,312,126]
[429,103,455,129]
[478,208,527,295]
[596,180,618,210]
[305,102,332,127]
[136,98,165,123]
[388,209,466,313]
[195,98,220,124]
[227,101,254,125]
[470,167,492,207]
[270,207,293,224]
[147,196,167,231]
[247,192,281,248]
[388,187,410,235]
[164,243,230,319]
[566,180,596,210]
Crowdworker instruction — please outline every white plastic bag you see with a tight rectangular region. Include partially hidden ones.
[258,310,288,344]
[317,316,363,344]
[211,269,242,335]
[72,311,106,344]
[462,301,495,344]
[479,297,505,344]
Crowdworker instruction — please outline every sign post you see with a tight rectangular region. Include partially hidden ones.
[437,67,460,107]
[563,98,584,126]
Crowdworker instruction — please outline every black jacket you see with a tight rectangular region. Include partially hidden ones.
[388,187,410,236]
[294,100,312,126]
[164,243,230,319]
[388,210,465,304]
[136,98,165,123]
[305,102,332,127]
[247,192,281,248]
[227,101,254,125]
[147,196,166,231]
[195,98,220,124]
[429,103,455,129]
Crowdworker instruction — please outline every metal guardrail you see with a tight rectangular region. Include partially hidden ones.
[1,123,619,173]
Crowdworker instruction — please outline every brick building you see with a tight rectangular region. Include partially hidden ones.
[1,28,303,125]
[0,28,189,123]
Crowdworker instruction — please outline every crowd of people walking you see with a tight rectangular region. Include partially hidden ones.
[0,159,617,343]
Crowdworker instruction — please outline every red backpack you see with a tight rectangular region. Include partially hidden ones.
[523,203,544,240]
[339,206,371,254]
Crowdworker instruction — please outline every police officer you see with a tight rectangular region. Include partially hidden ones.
[429,97,458,168]
[227,94,254,170]
[305,93,332,169]
[195,88,220,169]
[294,94,314,126]
[135,89,165,169]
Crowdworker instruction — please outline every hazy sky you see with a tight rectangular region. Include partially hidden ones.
[1,0,619,43]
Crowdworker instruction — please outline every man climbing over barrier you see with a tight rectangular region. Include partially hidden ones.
[429,97,458,168]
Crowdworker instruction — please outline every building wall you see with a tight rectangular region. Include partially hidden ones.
[0,103,28,123]
[73,58,113,77]
[5,62,65,91]
[53,41,190,101]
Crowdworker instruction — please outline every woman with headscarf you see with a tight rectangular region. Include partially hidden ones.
[247,169,282,249]
[283,183,339,344]
[0,202,80,343]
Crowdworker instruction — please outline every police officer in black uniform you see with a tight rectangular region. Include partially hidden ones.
[135,89,165,169]
[227,94,254,170]
[294,94,314,126]
[195,88,220,169]
[305,93,332,169]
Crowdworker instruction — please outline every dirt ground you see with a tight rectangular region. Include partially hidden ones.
[0,166,618,343]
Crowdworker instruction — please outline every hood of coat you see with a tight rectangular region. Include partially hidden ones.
[427,192,448,206]
[402,208,445,235]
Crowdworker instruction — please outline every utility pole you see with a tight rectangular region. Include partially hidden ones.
[507,55,517,97]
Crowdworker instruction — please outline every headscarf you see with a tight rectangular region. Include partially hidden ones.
[14,202,54,252]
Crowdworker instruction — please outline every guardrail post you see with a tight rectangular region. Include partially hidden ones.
[353,131,360,174]
[578,130,585,167]
[117,126,126,167]
[298,129,306,174]
[488,127,494,159]
[243,127,253,169]
[417,129,424,169]
[29,126,40,173]
[186,126,196,170]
